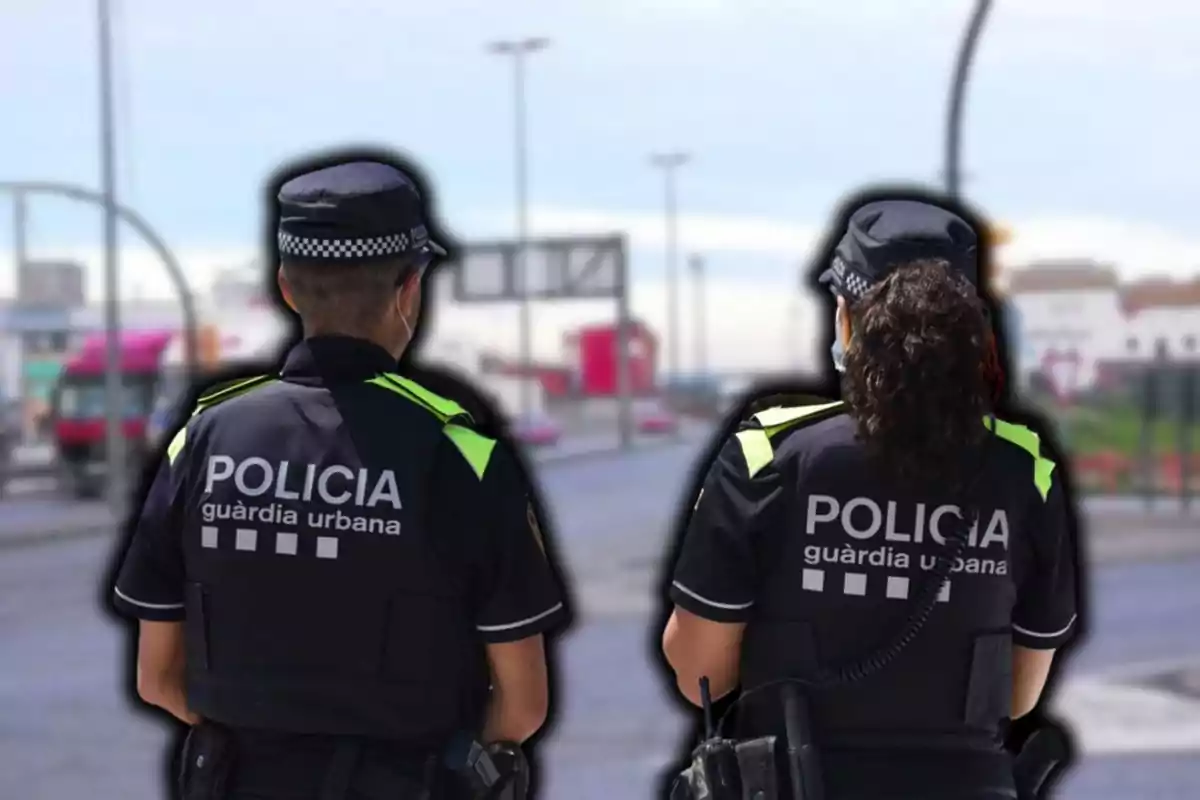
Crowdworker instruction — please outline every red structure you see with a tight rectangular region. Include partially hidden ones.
[479,353,574,398]
[570,321,657,397]
[479,321,659,399]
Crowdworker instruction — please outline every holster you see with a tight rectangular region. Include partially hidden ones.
[449,739,528,800]
[177,722,237,800]
[781,686,824,800]
[480,742,529,800]
[672,735,786,800]
[672,688,824,800]
[1012,726,1068,800]
[735,737,780,800]
[675,737,744,800]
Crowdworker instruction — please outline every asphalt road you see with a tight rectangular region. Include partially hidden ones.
[2,435,1199,799]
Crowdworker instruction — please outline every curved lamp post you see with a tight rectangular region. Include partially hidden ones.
[3,181,200,511]
[1,181,200,378]
[945,0,994,198]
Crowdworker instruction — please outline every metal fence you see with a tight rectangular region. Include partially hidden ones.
[1019,361,1198,499]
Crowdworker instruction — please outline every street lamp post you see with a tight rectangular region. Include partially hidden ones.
[488,37,550,421]
[97,0,125,516]
[944,0,994,198]
[650,151,690,390]
[1,184,197,369]
[689,254,707,377]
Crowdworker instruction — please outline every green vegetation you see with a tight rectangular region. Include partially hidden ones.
[1021,393,1198,495]
[1046,403,1198,456]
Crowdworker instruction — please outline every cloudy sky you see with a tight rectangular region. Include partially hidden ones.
[2,0,1199,371]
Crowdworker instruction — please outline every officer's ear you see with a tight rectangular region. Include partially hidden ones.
[836,295,852,342]
[397,266,423,316]
[277,266,298,313]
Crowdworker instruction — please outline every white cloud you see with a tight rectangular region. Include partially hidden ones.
[0,245,258,312]
[517,206,823,258]
[5,207,1199,374]
[495,207,1200,281]
[0,241,821,373]
[6,209,1199,304]
[1002,216,1200,280]
[425,274,823,374]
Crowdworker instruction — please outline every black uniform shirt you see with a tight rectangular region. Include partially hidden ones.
[112,335,568,645]
[670,411,1079,652]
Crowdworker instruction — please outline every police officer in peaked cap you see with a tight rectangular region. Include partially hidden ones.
[110,157,570,799]
[660,198,1081,799]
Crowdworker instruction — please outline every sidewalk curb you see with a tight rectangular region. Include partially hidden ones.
[534,436,697,467]
[0,439,702,552]
[0,524,115,551]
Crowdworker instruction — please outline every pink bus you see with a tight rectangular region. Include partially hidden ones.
[50,330,174,498]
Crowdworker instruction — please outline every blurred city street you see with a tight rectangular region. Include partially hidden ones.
[3,427,1199,799]
[6,0,1200,796]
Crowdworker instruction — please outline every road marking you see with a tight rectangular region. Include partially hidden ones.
[0,477,59,496]
[577,582,1200,755]
[1053,675,1200,754]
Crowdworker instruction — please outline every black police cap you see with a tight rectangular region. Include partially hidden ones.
[276,161,447,265]
[818,199,978,301]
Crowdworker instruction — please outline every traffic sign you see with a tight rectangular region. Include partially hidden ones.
[448,234,627,303]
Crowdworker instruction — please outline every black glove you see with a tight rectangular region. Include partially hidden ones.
[1013,725,1068,800]
[484,742,528,800]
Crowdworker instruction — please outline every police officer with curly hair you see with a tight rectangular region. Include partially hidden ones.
[660,199,1080,800]
[109,156,569,800]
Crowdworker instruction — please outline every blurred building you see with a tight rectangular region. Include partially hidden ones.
[1120,277,1200,360]
[1007,260,1200,396]
[4,261,86,409]
[208,263,274,310]
[0,260,229,436]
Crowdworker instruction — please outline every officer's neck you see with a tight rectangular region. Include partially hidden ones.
[301,324,408,361]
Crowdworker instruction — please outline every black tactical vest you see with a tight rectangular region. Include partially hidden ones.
[168,373,495,744]
[733,401,1047,753]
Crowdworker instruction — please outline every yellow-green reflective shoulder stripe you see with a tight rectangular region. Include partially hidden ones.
[365,375,446,420]
[735,429,774,478]
[379,373,471,422]
[167,427,187,465]
[736,401,844,478]
[366,375,471,424]
[174,376,278,462]
[753,401,844,438]
[443,424,496,479]
[196,374,273,406]
[985,416,1057,500]
[192,376,277,417]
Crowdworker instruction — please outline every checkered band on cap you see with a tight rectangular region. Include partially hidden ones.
[278,231,412,260]
[831,256,874,299]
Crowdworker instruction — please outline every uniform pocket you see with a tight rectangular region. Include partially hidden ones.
[183,582,211,672]
[963,632,1013,729]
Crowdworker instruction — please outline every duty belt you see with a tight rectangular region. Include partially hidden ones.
[178,724,528,800]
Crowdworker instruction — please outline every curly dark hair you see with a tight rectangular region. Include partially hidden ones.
[841,258,991,487]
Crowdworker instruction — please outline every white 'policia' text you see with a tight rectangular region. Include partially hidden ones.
[205,456,403,508]
[201,456,404,538]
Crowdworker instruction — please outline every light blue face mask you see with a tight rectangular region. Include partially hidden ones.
[830,308,848,373]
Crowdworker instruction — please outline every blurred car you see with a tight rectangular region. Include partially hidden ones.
[145,391,189,453]
[634,399,678,435]
[511,411,562,447]
[0,398,20,496]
